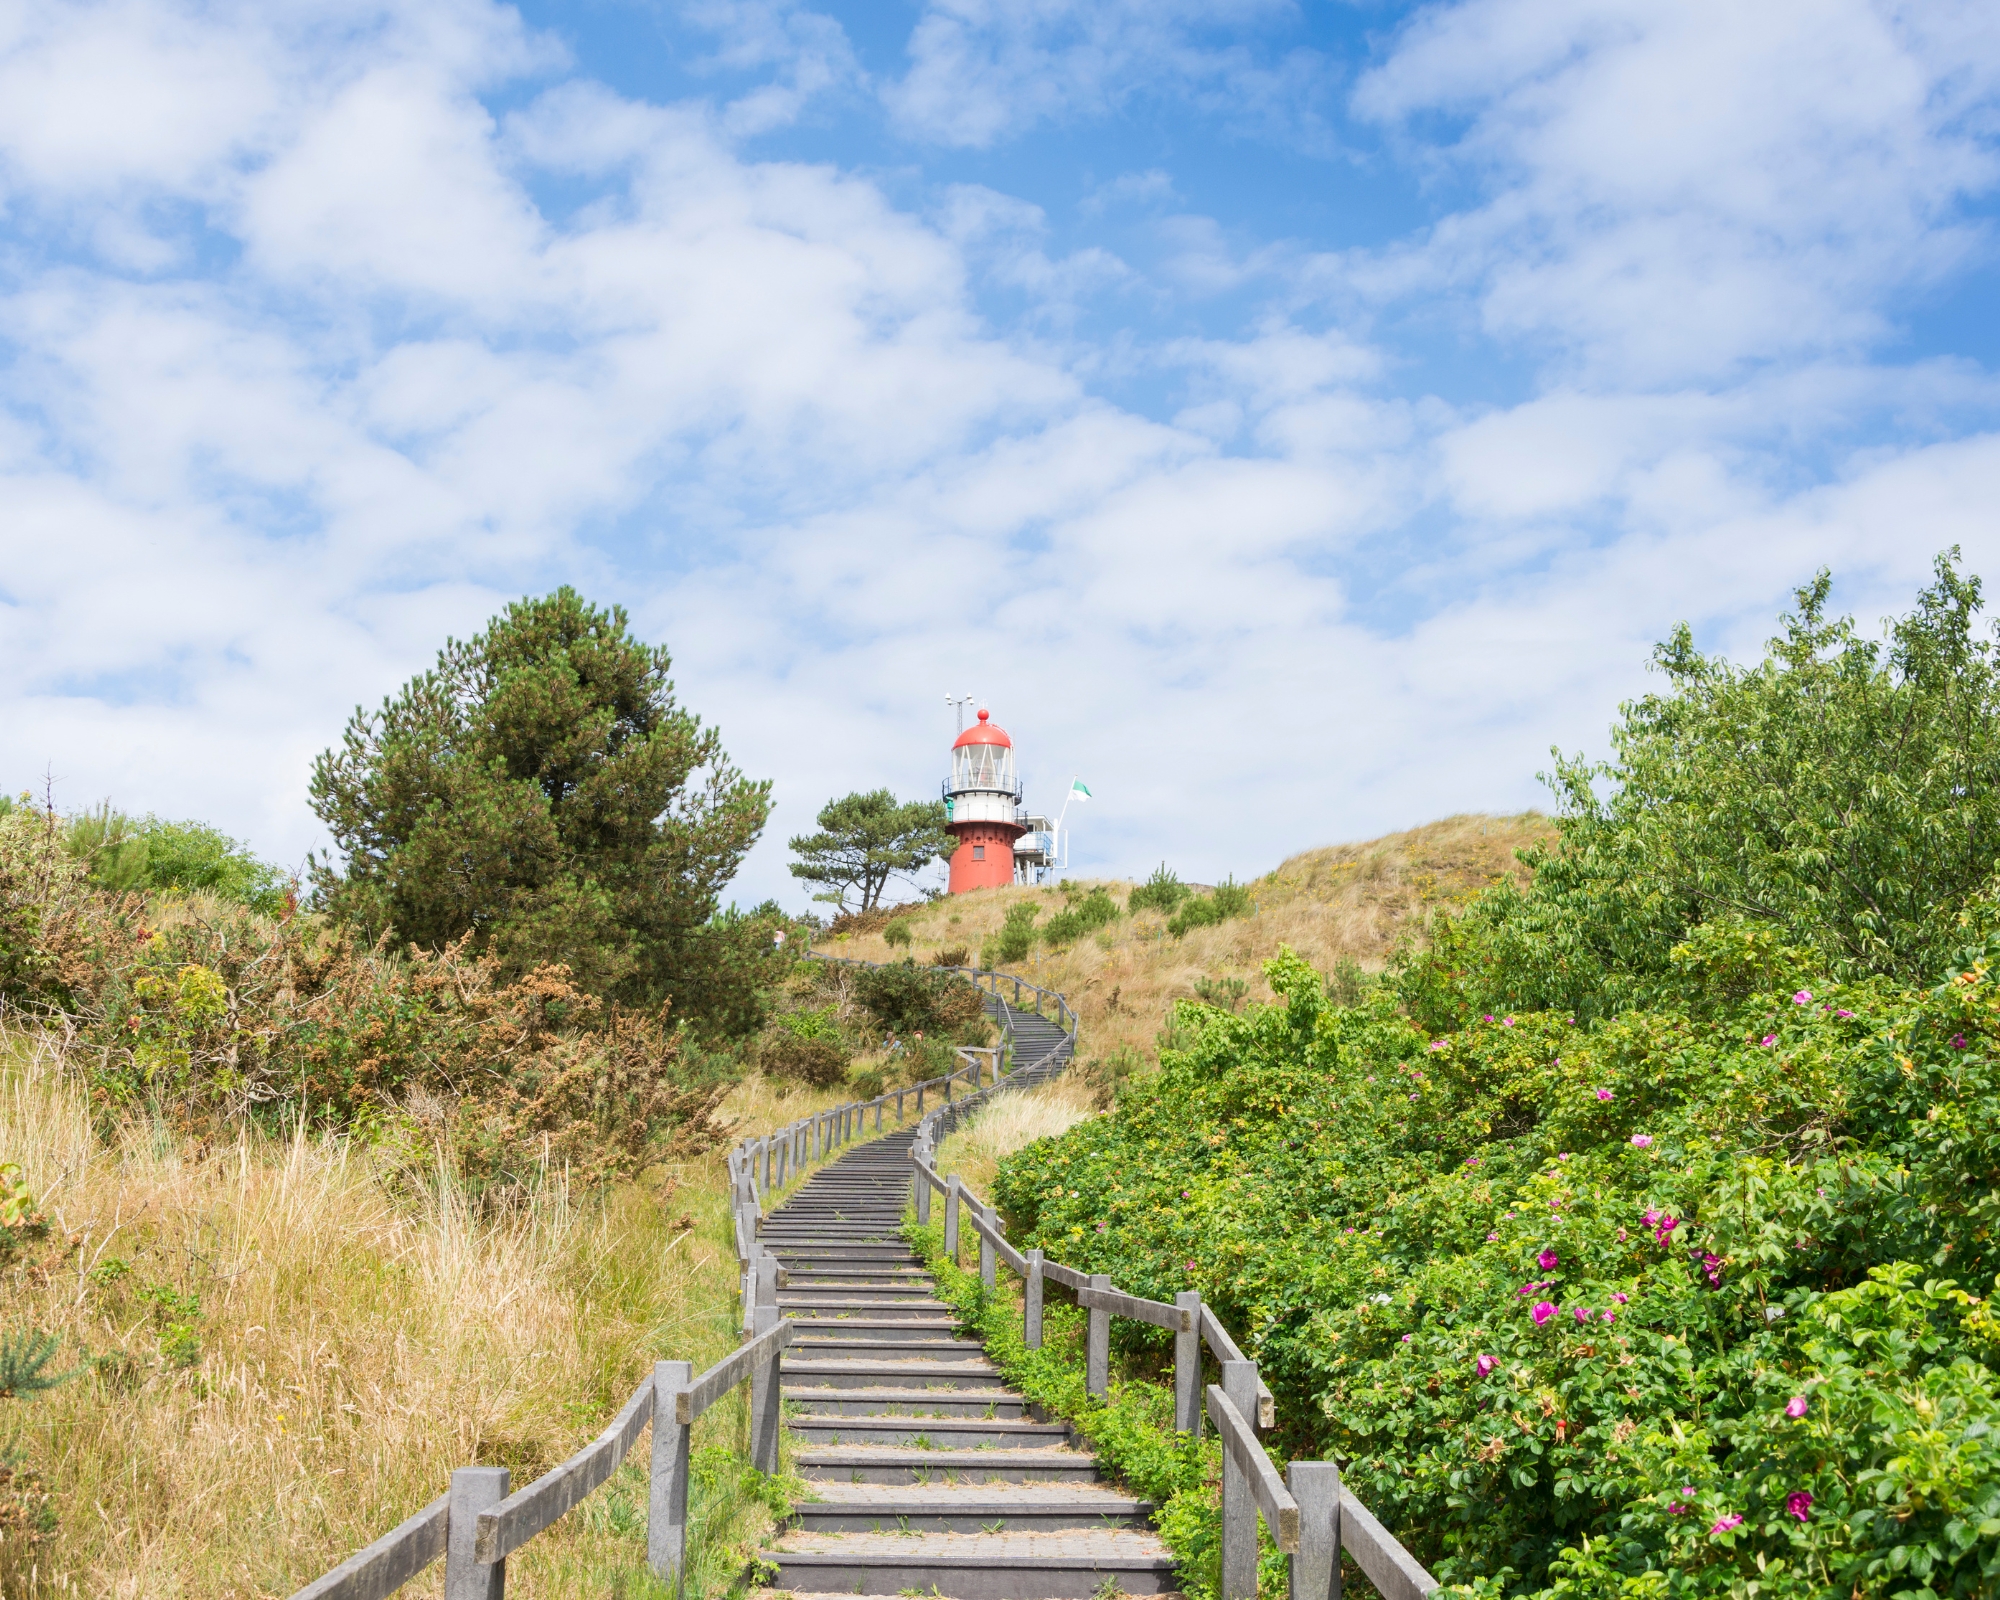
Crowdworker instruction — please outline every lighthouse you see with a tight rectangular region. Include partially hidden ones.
[944,709,1027,893]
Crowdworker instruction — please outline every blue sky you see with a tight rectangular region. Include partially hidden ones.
[3,0,1999,909]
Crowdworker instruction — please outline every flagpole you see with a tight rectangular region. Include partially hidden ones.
[1053,776,1082,874]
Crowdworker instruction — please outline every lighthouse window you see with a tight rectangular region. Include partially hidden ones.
[972,845,985,860]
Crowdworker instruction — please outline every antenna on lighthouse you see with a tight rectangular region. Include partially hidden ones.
[946,693,976,734]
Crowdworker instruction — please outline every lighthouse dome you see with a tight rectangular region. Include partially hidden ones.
[947,708,1019,796]
[951,708,1012,750]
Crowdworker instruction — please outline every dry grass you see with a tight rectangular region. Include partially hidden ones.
[0,1032,860,1599]
[823,813,1553,1083]
[931,1077,1100,1201]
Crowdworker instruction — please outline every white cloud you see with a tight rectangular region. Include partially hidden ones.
[0,0,1998,918]
[883,0,1324,150]
[1350,0,2000,383]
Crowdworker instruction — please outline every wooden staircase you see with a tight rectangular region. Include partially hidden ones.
[756,1127,1180,1599]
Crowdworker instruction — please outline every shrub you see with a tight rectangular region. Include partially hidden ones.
[984,903,1040,966]
[929,945,971,969]
[1167,876,1252,938]
[0,1331,74,1399]
[1129,864,1189,915]
[852,960,986,1038]
[1324,956,1370,1007]
[993,558,2000,1600]
[67,806,291,913]
[1044,886,1119,948]
[760,1032,849,1088]
[1190,975,1246,1013]
[883,919,913,949]
[846,1064,887,1099]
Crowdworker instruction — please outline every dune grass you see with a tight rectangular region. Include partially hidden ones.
[931,1077,1100,1201]
[823,812,1552,1089]
[0,1033,859,1599]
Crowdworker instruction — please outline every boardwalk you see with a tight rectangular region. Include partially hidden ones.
[756,1126,1179,1599]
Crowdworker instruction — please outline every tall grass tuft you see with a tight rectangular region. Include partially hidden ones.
[0,1023,806,1597]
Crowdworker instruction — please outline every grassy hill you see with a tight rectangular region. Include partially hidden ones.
[823,812,1552,1090]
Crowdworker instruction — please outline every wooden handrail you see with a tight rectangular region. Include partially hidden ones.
[287,1492,448,1600]
[1080,1282,1192,1333]
[1209,1385,1298,1552]
[676,1320,795,1424]
[475,1377,654,1562]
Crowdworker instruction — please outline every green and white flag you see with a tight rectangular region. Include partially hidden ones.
[1069,778,1092,801]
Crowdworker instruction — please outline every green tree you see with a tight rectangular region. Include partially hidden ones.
[787,790,953,912]
[308,588,773,1032]
[65,806,290,913]
[1403,550,2000,1024]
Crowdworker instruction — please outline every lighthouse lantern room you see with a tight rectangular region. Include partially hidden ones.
[944,709,1026,893]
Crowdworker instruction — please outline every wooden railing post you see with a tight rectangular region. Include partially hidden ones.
[979,1203,997,1289]
[944,1177,962,1264]
[748,1256,782,1472]
[897,1089,905,1122]
[1287,1460,1342,1600]
[445,1466,509,1600]
[1025,1249,1044,1348]
[914,1151,932,1225]
[649,1359,693,1589]
[1086,1273,1111,1397]
[1175,1291,1202,1436]
[1220,1359,1259,1600]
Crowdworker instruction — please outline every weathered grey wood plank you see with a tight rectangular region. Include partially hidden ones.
[286,1492,449,1600]
[1207,1385,1298,1553]
[1040,1259,1092,1290]
[676,1319,794,1423]
[1199,1304,1275,1426]
[1338,1488,1437,1600]
[475,1378,653,1562]
[965,1205,1027,1274]
[1078,1284,1192,1332]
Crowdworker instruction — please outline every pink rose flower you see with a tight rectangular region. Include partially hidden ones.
[1793,990,1812,1004]
[1531,1301,1556,1325]
[1538,1249,1560,1271]
[1596,1088,1614,1101]
[1631,1135,1653,1149]
[1952,1034,1969,1049]
[1401,1334,1412,1343]
[1487,1233,1499,1242]
[1710,1513,1743,1536]
[1761,1034,1777,1047]
[1785,1395,1808,1419]
[1573,1306,1592,1324]
[1476,1354,1497,1376]
[1612,1292,1629,1304]
[1785,1491,1812,1522]
[1602,1310,1616,1323]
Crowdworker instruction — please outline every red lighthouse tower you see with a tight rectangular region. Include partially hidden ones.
[945,709,1025,893]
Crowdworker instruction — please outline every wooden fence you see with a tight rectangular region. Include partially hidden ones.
[725,954,1077,1326]
[286,1258,793,1600]
[906,1096,1438,1600]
